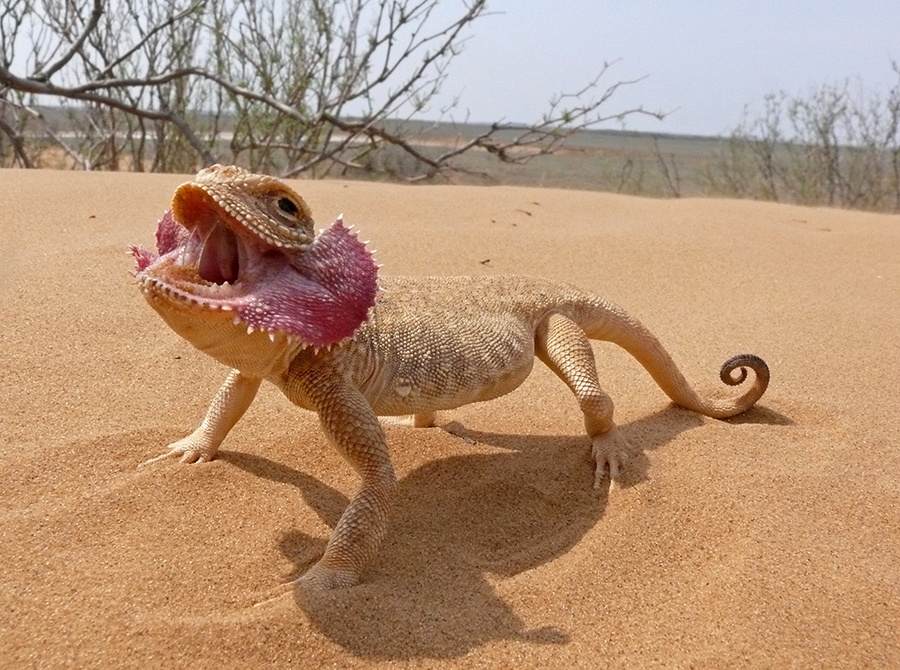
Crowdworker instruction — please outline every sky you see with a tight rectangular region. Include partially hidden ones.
[422,1,900,137]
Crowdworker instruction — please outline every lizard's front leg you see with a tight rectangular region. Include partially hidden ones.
[305,388,396,589]
[284,358,397,589]
[142,369,262,465]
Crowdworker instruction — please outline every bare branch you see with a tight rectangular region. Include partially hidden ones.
[93,2,207,81]
[0,0,661,179]
[0,103,33,167]
[32,0,104,82]
[431,64,664,170]
[653,135,681,197]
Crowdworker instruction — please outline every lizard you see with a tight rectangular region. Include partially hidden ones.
[131,164,770,590]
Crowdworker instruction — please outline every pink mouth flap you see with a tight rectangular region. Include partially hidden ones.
[235,217,378,346]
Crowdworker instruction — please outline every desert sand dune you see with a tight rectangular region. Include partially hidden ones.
[1,168,897,668]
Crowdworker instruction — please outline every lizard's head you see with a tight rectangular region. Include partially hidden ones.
[131,165,378,361]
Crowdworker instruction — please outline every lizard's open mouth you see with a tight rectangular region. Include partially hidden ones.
[196,222,240,285]
[170,214,247,288]
[131,169,378,347]
[131,202,285,309]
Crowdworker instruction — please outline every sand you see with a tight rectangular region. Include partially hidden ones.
[1,167,898,668]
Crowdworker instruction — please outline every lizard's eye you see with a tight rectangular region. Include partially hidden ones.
[266,190,313,242]
[278,197,299,216]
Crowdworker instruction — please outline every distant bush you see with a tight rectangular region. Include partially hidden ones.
[705,64,900,212]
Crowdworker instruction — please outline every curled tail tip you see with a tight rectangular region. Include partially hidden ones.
[720,353,769,384]
[719,353,770,409]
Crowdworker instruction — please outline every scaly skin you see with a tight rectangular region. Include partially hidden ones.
[133,165,770,590]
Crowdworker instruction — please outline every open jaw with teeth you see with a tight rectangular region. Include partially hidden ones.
[131,182,379,349]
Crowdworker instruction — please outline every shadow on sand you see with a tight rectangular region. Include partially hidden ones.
[224,403,789,660]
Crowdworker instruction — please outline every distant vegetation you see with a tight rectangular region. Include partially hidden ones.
[0,0,661,177]
[708,65,900,212]
[2,1,898,212]
[463,66,900,214]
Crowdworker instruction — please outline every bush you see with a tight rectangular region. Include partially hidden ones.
[706,63,900,212]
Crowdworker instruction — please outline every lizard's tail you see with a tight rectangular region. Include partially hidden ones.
[578,299,769,419]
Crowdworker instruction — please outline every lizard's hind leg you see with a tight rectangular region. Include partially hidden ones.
[535,313,630,489]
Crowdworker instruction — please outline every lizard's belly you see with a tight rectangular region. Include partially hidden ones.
[352,315,536,415]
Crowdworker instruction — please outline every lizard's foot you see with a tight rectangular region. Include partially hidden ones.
[378,415,416,427]
[590,427,630,489]
[413,411,437,428]
[378,411,437,428]
[139,430,219,467]
[298,560,361,590]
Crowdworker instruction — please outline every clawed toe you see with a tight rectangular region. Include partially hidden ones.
[591,427,630,489]
[138,450,178,468]
[178,450,212,464]
[138,435,218,468]
[252,583,295,608]
[139,447,207,467]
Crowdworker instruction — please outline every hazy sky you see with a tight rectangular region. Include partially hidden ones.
[425,1,900,137]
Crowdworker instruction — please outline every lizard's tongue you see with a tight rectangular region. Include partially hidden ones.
[198,223,240,285]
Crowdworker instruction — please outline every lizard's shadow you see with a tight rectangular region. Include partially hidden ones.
[224,404,785,660]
